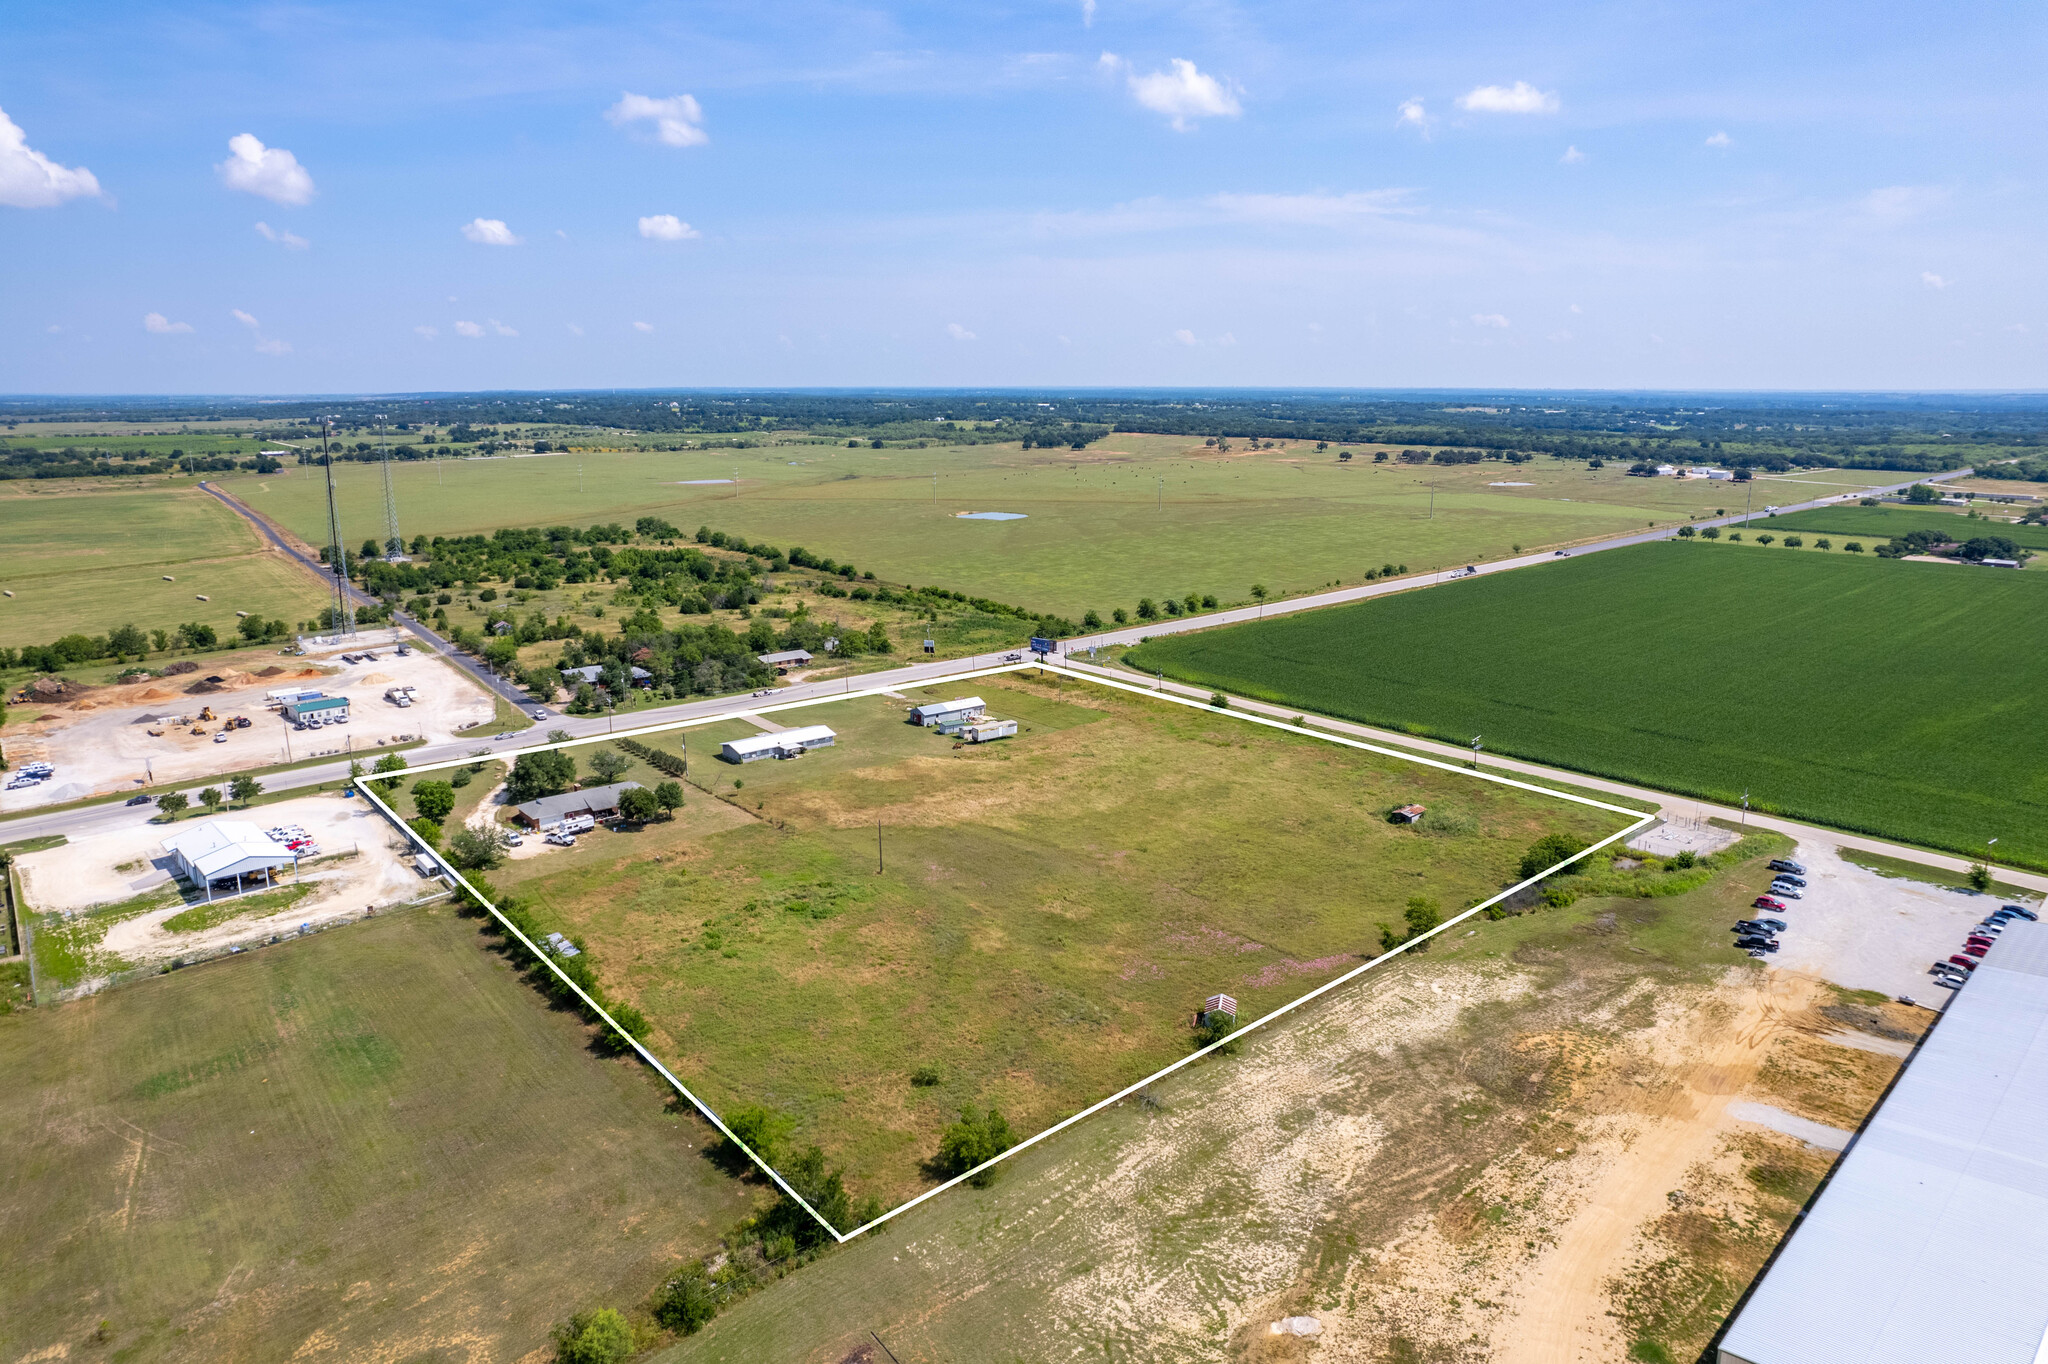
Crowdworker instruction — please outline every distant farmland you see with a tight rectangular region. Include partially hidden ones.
[1126,542,2048,870]
[1755,505,2048,552]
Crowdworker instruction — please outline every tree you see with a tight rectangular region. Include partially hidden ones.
[618,786,659,823]
[654,781,685,818]
[228,773,262,806]
[1082,609,1103,629]
[1701,526,1721,540]
[1250,583,1268,600]
[1782,535,1804,548]
[1676,524,1697,538]
[1845,541,1865,553]
[723,1104,795,1166]
[446,826,506,871]
[1136,598,1158,620]
[199,787,223,813]
[551,1307,634,1364]
[370,752,408,794]
[587,747,631,784]
[408,816,443,849]
[155,791,189,819]
[412,779,456,822]
[149,628,170,653]
[360,538,381,561]
[1969,863,1993,891]
[1906,482,1939,504]
[1755,534,1775,545]
[107,623,148,656]
[654,1263,720,1336]
[1815,538,1832,551]
[936,1106,1016,1187]
[1519,832,1590,881]
[508,749,576,802]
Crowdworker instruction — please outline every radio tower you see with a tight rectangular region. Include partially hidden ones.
[377,414,404,558]
[320,417,356,639]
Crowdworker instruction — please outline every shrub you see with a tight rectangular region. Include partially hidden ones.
[408,816,443,849]
[1209,692,1229,708]
[1519,832,1590,880]
[1845,541,1864,553]
[723,1104,795,1167]
[1701,526,1721,539]
[412,779,455,822]
[1756,534,1775,545]
[1783,535,1804,548]
[910,1064,943,1087]
[1669,849,1697,869]
[617,786,659,822]
[446,826,506,871]
[935,1105,1016,1187]
[551,1307,633,1364]
[653,1263,720,1336]
[1969,863,1992,891]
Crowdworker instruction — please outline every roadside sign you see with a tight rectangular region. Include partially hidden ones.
[1029,636,1056,655]
[923,639,935,654]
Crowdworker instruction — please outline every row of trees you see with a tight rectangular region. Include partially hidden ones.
[1,617,277,673]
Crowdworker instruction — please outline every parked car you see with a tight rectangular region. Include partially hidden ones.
[530,709,550,721]
[1966,935,1997,950]
[1963,943,1989,958]
[1754,896,1787,911]
[503,831,523,847]
[545,831,576,847]
[1736,937,1781,953]
[1755,917,1787,932]
[1973,922,2005,937]
[2001,905,2039,921]
[1769,884,1804,900]
[126,793,153,806]
[1769,859,1807,876]
[1772,873,1807,888]
[1734,920,1769,934]
[1947,954,1980,972]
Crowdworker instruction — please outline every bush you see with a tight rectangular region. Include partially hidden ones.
[412,779,455,822]
[910,1065,943,1087]
[551,1307,633,1364]
[508,749,576,802]
[1519,832,1590,880]
[1669,849,1697,869]
[617,786,659,822]
[653,1263,720,1336]
[1783,535,1804,548]
[1969,863,1993,891]
[1209,692,1228,709]
[408,816,443,849]
[935,1105,1016,1187]
[446,826,506,871]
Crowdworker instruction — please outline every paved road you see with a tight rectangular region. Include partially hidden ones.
[17,466,1990,872]
[198,481,533,711]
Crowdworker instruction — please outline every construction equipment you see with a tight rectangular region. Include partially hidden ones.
[234,715,251,729]
[190,725,206,736]
[147,727,165,737]
[198,706,216,722]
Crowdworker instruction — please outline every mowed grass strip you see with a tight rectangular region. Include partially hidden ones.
[493,675,1627,1209]
[1127,541,2048,869]
[0,906,753,1363]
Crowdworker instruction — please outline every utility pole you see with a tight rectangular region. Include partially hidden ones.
[1740,790,1749,829]
[378,414,402,558]
[320,417,355,640]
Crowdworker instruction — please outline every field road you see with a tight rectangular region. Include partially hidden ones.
[14,466,2010,891]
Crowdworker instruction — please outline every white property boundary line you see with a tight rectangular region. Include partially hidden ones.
[354,662,1654,1244]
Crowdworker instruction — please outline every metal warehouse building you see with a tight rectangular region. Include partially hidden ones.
[720,725,836,763]
[161,820,300,897]
[1720,917,2048,1364]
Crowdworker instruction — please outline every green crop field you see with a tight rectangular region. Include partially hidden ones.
[0,906,754,1362]
[1126,542,2048,870]
[1755,504,2048,553]
[0,482,331,647]
[483,673,1629,1213]
[206,440,1891,620]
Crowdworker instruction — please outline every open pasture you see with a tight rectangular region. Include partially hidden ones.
[0,905,754,1362]
[1127,541,2048,869]
[214,438,1783,620]
[0,482,330,646]
[481,673,1630,1212]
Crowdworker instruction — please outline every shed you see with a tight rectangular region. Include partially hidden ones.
[1981,558,2022,569]
[720,725,837,763]
[1718,917,2048,1364]
[162,820,299,897]
[961,718,1018,743]
[1389,804,1427,823]
[757,649,813,670]
[910,697,985,727]
[511,781,643,830]
[286,695,350,721]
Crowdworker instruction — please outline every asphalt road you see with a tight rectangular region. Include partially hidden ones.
[15,466,1983,865]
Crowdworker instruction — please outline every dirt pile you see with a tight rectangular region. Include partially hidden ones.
[161,661,198,676]
[256,665,286,677]
[29,676,90,701]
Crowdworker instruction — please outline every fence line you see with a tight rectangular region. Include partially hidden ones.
[350,661,1653,1243]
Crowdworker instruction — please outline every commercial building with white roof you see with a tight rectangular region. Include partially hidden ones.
[719,725,837,762]
[161,820,300,895]
[1719,914,2048,1364]
[909,697,984,727]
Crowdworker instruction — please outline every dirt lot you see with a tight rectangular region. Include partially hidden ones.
[0,631,495,810]
[15,792,430,993]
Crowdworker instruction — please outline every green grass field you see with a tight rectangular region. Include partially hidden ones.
[1127,541,2048,870]
[0,906,755,1362]
[1756,504,2048,553]
[206,440,1890,620]
[0,482,331,647]
[485,673,1629,1212]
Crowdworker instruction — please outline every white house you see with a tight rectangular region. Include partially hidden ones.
[720,725,837,762]
[909,697,984,727]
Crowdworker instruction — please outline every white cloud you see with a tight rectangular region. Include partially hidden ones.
[253,336,291,356]
[1560,145,1586,164]
[45,324,61,334]
[1396,99,1429,135]
[633,320,655,333]
[1103,55,1242,131]
[1456,82,1559,114]
[460,217,520,245]
[454,320,485,338]
[254,220,309,249]
[1705,131,1732,148]
[1570,303,1584,314]
[0,105,100,208]
[638,213,699,241]
[216,133,314,206]
[566,322,584,336]
[1215,331,1237,346]
[1922,272,1950,289]
[143,312,192,334]
[1173,328,1198,346]
[414,325,438,339]
[1471,313,1510,328]
[1082,0,1097,25]
[231,308,260,328]
[947,322,976,341]
[490,319,518,336]
[605,93,708,148]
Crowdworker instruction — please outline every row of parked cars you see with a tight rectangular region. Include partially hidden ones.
[1732,858,1809,956]
[5,760,55,792]
[1933,904,2039,989]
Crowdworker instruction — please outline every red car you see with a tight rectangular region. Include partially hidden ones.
[1948,955,1979,972]
[1963,943,1990,957]
[1967,936,1997,950]
[1754,896,1787,911]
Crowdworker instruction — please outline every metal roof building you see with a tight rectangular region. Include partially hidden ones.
[511,781,643,828]
[162,820,299,891]
[1720,917,2048,1364]
[720,725,836,762]
[757,649,813,668]
[910,696,984,726]
[286,695,349,719]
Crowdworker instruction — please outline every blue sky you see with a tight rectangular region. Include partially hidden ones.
[2,0,2043,393]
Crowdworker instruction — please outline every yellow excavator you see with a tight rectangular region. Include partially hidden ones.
[198,706,216,722]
